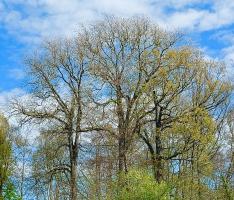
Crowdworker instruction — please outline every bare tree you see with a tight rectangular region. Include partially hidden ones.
[12,38,89,200]
[81,16,186,174]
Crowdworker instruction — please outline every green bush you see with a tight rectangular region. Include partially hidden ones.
[111,169,170,200]
[3,182,21,200]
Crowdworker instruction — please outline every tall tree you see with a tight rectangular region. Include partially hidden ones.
[82,16,186,174]
[139,57,231,182]
[12,39,89,200]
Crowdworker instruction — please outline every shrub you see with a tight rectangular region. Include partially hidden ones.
[110,169,170,200]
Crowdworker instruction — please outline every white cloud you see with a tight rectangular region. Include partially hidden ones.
[160,0,234,31]
[209,29,234,76]
[0,0,233,44]
[0,88,26,111]
[0,88,26,129]
[224,47,234,61]
[198,0,234,31]
[211,30,234,44]
[0,88,25,117]
[222,46,234,73]
[163,9,206,30]
[0,1,233,76]
[0,88,41,142]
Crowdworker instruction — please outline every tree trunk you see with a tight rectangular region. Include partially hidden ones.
[149,149,162,183]
[153,91,163,182]
[20,155,25,199]
[118,136,127,173]
[118,137,125,173]
[116,87,128,174]
[155,133,163,182]
[151,155,157,181]
[140,130,161,182]
[95,144,101,199]
[117,134,128,190]
[70,145,78,200]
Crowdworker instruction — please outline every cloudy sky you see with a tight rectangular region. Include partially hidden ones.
[0,0,234,109]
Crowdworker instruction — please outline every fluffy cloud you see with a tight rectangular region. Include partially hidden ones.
[0,88,26,110]
[1,0,234,76]
[221,45,234,76]
[0,0,233,44]
[0,88,41,142]
[0,0,151,43]
[210,29,234,75]
[163,9,206,30]
[199,0,234,31]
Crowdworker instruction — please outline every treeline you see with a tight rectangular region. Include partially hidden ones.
[0,17,234,200]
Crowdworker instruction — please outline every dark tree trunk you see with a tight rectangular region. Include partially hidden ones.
[153,90,163,183]
[155,133,163,183]
[140,130,162,182]
[118,136,127,173]
[70,144,78,200]
[116,87,128,174]
[148,146,162,183]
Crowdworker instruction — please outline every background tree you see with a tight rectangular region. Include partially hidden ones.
[9,131,32,199]
[0,114,11,199]
[82,16,186,174]
[32,129,70,200]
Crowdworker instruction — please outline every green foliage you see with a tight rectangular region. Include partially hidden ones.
[2,182,22,200]
[0,128,11,180]
[0,115,11,197]
[216,176,234,200]
[110,169,171,200]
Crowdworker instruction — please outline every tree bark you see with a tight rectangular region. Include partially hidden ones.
[118,136,127,173]
[70,144,78,200]
[155,133,163,183]
[148,146,162,183]
[116,88,128,174]
[154,90,163,183]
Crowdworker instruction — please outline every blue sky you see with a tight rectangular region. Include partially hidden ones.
[0,0,234,106]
